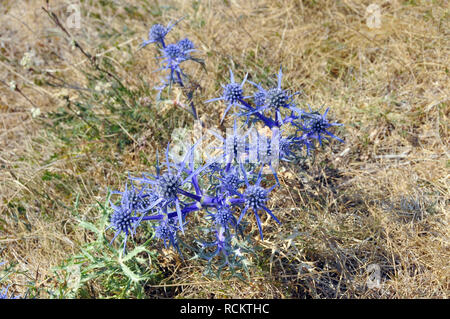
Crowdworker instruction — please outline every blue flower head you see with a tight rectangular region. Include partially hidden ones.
[149,24,168,42]
[154,217,183,253]
[238,165,281,240]
[205,69,250,123]
[141,20,181,48]
[247,66,301,125]
[295,107,344,146]
[253,88,267,108]
[217,165,243,195]
[177,38,195,55]
[131,142,211,234]
[108,183,162,252]
[214,205,236,229]
[112,180,161,213]
[164,43,184,60]
[107,187,135,251]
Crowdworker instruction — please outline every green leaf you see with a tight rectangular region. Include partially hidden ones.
[119,261,145,282]
[119,245,149,263]
[78,220,101,235]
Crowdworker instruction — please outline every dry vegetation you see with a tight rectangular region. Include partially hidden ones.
[0,0,448,298]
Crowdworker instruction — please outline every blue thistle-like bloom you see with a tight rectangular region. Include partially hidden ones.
[141,20,180,48]
[214,205,236,229]
[131,143,211,234]
[217,165,243,195]
[154,217,183,252]
[157,172,182,200]
[253,89,267,108]
[205,69,250,123]
[112,181,161,213]
[177,38,195,55]
[107,190,135,252]
[246,81,267,109]
[266,88,288,113]
[163,43,184,60]
[247,66,301,126]
[107,183,162,252]
[244,185,268,213]
[149,24,168,43]
[157,44,188,86]
[295,107,344,146]
[237,165,280,240]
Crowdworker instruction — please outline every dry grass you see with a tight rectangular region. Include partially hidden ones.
[0,0,448,298]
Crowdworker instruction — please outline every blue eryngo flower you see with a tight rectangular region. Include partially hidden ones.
[108,184,162,252]
[249,66,301,125]
[205,69,250,123]
[107,190,135,252]
[238,165,280,240]
[295,107,344,146]
[112,180,161,213]
[177,38,195,56]
[157,40,197,87]
[158,44,187,83]
[251,84,267,108]
[214,205,237,231]
[155,217,183,253]
[131,143,210,234]
[141,21,178,48]
[163,43,185,62]
[217,165,243,195]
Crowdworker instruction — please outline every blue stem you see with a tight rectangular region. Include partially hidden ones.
[238,98,277,128]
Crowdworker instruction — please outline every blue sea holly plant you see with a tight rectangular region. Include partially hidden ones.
[105,20,343,276]
[141,18,205,120]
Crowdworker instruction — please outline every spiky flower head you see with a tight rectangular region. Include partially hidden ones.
[155,218,182,252]
[149,24,168,42]
[163,43,184,61]
[110,202,133,237]
[205,69,249,123]
[223,83,243,105]
[220,169,242,194]
[266,88,288,110]
[237,165,281,239]
[214,206,234,227]
[177,38,195,53]
[107,188,139,253]
[157,172,181,200]
[296,107,344,146]
[141,20,181,48]
[244,185,268,211]
[253,89,267,108]
[141,24,170,48]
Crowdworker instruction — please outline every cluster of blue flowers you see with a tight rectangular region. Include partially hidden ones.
[106,21,343,270]
[142,19,204,119]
